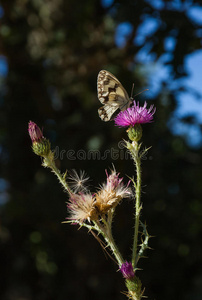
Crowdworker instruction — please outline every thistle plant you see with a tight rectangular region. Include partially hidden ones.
[28,100,155,300]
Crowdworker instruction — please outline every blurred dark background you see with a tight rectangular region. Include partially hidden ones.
[0,0,202,299]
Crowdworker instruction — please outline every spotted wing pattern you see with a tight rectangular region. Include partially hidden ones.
[97,70,132,121]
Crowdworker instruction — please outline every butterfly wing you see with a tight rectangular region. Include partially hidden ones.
[98,105,118,122]
[97,70,132,121]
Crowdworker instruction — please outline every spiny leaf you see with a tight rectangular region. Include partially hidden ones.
[63,170,68,180]
[127,175,137,189]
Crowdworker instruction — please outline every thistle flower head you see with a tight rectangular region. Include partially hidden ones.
[28,121,43,143]
[95,169,131,215]
[67,170,90,193]
[105,169,123,191]
[114,101,156,128]
[67,193,97,223]
[120,261,135,279]
[28,121,51,156]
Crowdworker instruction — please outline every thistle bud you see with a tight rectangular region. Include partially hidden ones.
[125,276,142,299]
[28,121,51,157]
[120,261,135,279]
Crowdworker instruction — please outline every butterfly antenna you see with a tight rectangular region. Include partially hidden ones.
[134,88,149,98]
[130,83,135,99]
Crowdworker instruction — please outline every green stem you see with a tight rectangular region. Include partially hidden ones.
[131,143,142,268]
[105,226,124,267]
[94,220,124,267]
[43,152,72,195]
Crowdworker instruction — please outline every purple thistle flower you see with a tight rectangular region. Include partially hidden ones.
[114,101,156,128]
[28,121,43,143]
[120,261,135,279]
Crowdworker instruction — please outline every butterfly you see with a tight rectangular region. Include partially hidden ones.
[97,70,133,121]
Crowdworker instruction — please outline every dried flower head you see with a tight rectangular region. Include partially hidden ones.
[114,101,156,128]
[95,169,131,214]
[120,261,135,279]
[67,170,90,193]
[67,193,97,223]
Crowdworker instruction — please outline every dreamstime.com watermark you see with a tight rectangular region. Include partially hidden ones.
[54,141,150,161]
